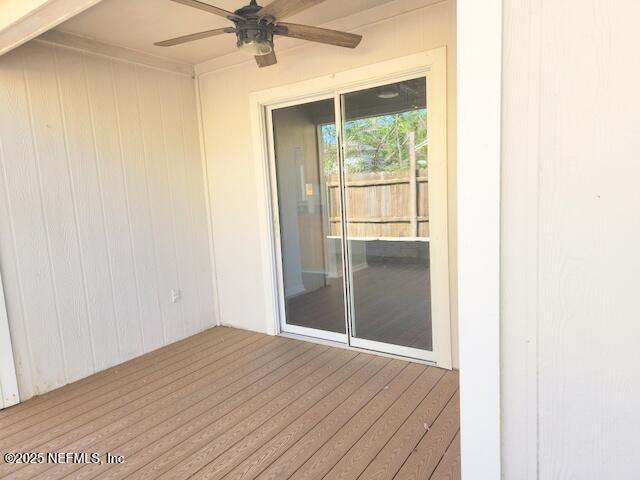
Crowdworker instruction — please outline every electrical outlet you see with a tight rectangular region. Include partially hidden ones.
[171,289,182,303]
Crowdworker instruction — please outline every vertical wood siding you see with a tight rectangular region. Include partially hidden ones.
[502,0,640,478]
[0,41,216,401]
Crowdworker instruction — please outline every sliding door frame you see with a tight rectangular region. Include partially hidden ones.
[250,48,451,368]
[264,92,349,344]
[336,76,444,363]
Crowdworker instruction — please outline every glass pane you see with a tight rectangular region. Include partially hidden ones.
[272,99,346,334]
[341,78,432,351]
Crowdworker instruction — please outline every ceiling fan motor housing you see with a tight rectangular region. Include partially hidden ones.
[235,24,274,49]
[233,1,276,54]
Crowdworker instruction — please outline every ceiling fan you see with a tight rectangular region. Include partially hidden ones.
[155,0,363,67]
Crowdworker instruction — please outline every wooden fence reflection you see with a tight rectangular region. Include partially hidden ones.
[326,168,429,239]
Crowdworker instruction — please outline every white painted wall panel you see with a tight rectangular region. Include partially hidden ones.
[0,41,217,401]
[0,272,19,408]
[197,0,459,366]
[502,1,640,478]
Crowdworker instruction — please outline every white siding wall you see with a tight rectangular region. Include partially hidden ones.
[502,1,640,478]
[0,41,217,400]
[0,272,19,408]
[197,0,458,366]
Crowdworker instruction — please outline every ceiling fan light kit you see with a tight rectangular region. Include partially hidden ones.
[237,27,274,56]
[155,0,363,67]
[234,1,275,56]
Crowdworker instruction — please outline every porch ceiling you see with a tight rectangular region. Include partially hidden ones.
[53,0,395,65]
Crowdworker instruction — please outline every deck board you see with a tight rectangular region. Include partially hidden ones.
[36,340,319,480]
[394,392,460,480]
[0,327,459,480]
[0,327,243,428]
[430,432,461,480]
[132,349,359,480]
[321,368,446,480]
[0,333,272,471]
[93,345,333,480]
[250,361,417,480]
[175,356,384,480]
[0,331,262,445]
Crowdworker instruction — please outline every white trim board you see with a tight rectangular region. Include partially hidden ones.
[280,331,437,366]
[34,30,195,76]
[249,49,452,369]
[195,76,223,327]
[0,270,19,409]
[457,0,502,478]
[0,0,103,56]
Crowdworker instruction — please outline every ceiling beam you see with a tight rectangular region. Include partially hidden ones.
[0,0,103,56]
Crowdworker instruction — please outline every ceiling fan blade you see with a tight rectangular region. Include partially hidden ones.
[255,51,278,68]
[258,0,327,21]
[155,28,234,47]
[170,0,245,22]
[276,23,362,48]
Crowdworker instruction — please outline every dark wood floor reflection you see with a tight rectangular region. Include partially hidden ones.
[287,262,432,350]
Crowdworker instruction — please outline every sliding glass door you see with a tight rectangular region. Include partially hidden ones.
[268,75,446,362]
[341,78,433,358]
[270,97,348,342]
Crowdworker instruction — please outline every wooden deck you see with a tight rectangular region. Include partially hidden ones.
[0,327,460,480]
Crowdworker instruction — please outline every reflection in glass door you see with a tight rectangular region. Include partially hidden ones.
[270,98,348,341]
[269,75,445,361]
